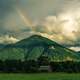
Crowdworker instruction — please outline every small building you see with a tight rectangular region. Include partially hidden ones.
[38,65,52,72]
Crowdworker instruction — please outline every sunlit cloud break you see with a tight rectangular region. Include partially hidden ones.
[33,13,80,45]
[16,8,33,28]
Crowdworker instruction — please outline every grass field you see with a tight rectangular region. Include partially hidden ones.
[0,73,80,80]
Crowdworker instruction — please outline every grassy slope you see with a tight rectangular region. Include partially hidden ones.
[12,35,80,61]
[0,73,80,80]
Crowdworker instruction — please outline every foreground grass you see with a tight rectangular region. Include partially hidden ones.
[0,73,80,80]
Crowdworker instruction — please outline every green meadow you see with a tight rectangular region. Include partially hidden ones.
[0,73,80,80]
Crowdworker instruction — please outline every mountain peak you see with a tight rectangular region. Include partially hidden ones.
[16,34,56,47]
[28,34,46,40]
[30,34,42,38]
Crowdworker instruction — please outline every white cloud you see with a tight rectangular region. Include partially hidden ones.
[69,47,80,51]
[0,35,19,44]
[33,15,79,45]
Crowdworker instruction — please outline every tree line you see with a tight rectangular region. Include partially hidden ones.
[0,58,80,73]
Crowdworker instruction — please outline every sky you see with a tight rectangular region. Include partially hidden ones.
[0,0,80,51]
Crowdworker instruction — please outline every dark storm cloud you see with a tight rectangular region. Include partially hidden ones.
[0,0,17,19]
[0,0,17,34]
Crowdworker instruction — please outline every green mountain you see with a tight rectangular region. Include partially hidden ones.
[0,35,79,61]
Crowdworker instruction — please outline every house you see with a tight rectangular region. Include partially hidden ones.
[38,65,52,72]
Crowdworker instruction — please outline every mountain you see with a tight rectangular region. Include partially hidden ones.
[0,35,79,61]
[76,51,80,56]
